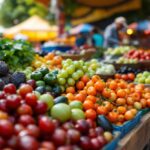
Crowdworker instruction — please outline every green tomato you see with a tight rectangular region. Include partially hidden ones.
[39,94,54,109]
[69,101,83,110]
[72,72,80,80]
[71,109,85,121]
[36,80,45,87]
[59,70,68,78]
[143,71,150,78]
[137,73,142,78]
[76,70,84,77]
[67,78,75,86]
[145,77,150,84]
[51,103,71,122]
[138,77,145,83]
[83,66,88,72]
[66,59,73,65]
[66,65,75,75]
[58,78,66,85]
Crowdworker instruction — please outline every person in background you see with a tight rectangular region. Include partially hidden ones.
[104,17,127,48]
[75,33,86,47]
[91,27,104,47]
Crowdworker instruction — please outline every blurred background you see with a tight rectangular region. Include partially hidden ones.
[0,0,150,49]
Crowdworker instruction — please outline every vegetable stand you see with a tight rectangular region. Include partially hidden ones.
[117,112,150,150]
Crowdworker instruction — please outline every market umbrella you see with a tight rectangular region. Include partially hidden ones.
[69,24,93,35]
[4,15,58,41]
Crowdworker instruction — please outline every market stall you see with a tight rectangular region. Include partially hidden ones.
[4,15,58,41]
[0,39,150,150]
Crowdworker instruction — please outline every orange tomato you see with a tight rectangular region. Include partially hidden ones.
[146,99,150,107]
[124,110,135,121]
[107,112,118,123]
[76,81,85,90]
[94,81,105,92]
[140,98,147,108]
[116,98,126,106]
[97,106,108,115]
[83,100,94,110]
[127,73,135,81]
[66,93,74,101]
[116,89,126,98]
[91,75,100,83]
[66,87,76,94]
[85,109,97,120]
[109,92,117,101]
[53,56,62,65]
[117,81,127,89]
[44,52,55,60]
[81,75,90,84]
[86,80,94,87]
[102,88,111,98]
[121,74,128,81]
[79,90,87,97]
[102,101,113,111]
[130,108,137,116]
[74,94,85,102]
[118,114,125,123]
[94,103,99,109]
[144,93,150,99]
[86,95,97,103]
[131,92,141,102]
[87,86,97,96]
[109,81,118,90]
[117,106,127,114]
[126,97,134,105]
[115,74,121,79]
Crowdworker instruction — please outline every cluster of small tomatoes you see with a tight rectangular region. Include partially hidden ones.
[64,75,150,125]
[115,73,135,82]
[32,53,63,70]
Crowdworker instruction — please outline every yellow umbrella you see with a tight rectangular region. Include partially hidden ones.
[4,15,58,41]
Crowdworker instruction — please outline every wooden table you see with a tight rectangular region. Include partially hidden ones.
[117,112,150,150]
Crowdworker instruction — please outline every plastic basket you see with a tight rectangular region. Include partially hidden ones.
[140,108,150,116]
[42,45,72,53]
[103,132,121,150]
[113,111,142,138]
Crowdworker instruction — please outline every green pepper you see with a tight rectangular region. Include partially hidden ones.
[44,73,57,85]
[30,71,43,81]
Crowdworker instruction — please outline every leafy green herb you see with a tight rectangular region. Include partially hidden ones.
[0,39,35,71]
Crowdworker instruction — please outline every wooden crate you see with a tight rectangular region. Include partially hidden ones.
[117,112,150,150]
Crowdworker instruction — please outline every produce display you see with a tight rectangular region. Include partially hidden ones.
[96,64,116,75]
[124,50,150,61]
[32,53,63,70]
[134,71,150,84]
[117,66,141,75]
[105,46,132,56]
[115,73,135,82]
[116,57,138,64]
[0,39,150,149]
[0,83,114,150]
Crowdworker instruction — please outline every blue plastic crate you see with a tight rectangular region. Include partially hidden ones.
[42,45,72,53]
[103,132,121,150]
[140,108,150,116]
[113,111,142,138]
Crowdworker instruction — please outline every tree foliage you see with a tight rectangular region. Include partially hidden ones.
[0,0,48,27]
